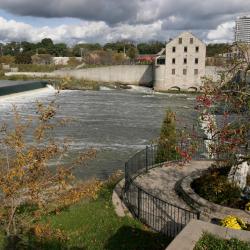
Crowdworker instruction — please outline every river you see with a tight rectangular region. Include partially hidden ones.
[0,86,198,180]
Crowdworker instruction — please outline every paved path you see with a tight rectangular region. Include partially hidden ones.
[134,160,212,211]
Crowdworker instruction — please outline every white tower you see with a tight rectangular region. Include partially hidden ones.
[235,16,250,43]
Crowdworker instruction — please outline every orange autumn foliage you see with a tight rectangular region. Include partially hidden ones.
[0,98,99,237]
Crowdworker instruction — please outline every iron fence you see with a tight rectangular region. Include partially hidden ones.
[123,141,209,237]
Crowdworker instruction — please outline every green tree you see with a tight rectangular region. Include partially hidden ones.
[137,41,165,54]
[41,38,54,48]
[53,43,68,56]
[72,43,102,56]
[127,47,138,60]
[206,43,231,57]
[156,110,179,163]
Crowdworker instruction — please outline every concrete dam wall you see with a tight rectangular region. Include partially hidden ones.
[0,80,47,96]
[5,66,250,91]
[6,65,154,86]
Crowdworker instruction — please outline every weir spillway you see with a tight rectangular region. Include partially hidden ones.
[0,80,47,96]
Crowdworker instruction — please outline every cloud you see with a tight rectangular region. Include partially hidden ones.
[0,0,248,44]
[0,16,164,44]
[0,0,139,25]
[1,0,250,29]
[207,21,235,43]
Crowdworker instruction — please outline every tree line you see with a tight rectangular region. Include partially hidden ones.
[0,38,166,57]
[0,37,233,65]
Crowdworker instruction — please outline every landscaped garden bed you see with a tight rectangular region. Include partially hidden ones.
[191,166,250,210]
[176,164,250,225]
[194,233,250,250]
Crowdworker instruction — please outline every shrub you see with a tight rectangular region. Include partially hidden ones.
[194,233,250,250]
[0,55,15,65]
[245,202,250,211]
[15,52,32,64]
[192,169,242,207]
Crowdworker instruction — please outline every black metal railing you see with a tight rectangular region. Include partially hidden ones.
[123,141,209,238]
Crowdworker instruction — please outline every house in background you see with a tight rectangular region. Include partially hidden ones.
[135,54,156,64]
[154,32,206,91]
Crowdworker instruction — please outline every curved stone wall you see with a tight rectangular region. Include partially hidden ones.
[176,169,250,223]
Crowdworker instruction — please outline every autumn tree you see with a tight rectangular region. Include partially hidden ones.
[196,42,250,166]
[0,98,101,244]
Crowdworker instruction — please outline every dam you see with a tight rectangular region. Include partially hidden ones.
[0,80,48,96]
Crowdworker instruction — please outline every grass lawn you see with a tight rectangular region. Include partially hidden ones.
[0,181,171,249]
[194,233,250,250]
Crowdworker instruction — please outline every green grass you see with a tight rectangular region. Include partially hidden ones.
[194,233,250,250]
[0,182,171,249]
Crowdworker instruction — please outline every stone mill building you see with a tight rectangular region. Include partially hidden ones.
[154,32,206,91]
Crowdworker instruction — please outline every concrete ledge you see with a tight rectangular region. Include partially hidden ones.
[176,169,250,223]
[166,219,250,250]
[112,179,132,218]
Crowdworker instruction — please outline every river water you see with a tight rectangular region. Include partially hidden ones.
[0,87,197,180]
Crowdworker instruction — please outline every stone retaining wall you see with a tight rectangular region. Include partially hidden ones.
[176,169,250,223]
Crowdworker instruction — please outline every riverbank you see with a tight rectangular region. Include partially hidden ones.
[0,179,171,250]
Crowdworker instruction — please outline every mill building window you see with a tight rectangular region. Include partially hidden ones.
[157,58,165,65]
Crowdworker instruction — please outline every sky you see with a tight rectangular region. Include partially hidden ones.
[0,0,249,45]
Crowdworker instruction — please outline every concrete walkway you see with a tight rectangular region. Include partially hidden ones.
[134,160,212,211]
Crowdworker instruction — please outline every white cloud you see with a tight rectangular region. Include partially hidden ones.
[0,16,164,44]
[207,21,235,43]
[0,0,249,44]
[0,15,239,44]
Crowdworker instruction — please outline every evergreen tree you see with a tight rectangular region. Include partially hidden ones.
[156,110,179,163]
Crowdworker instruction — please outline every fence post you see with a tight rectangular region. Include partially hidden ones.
[137,187,142,219]
[145,146,148,172]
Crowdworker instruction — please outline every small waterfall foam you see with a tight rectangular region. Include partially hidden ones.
[127,85,154,94]
[100,86,114,91]
[46,84,56,90]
